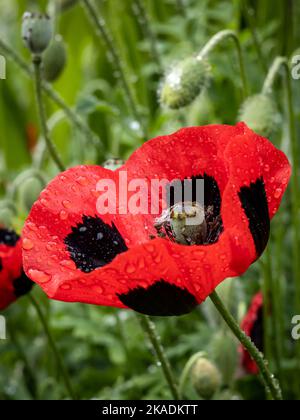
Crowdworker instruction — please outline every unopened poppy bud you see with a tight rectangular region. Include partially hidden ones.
[0,199,16,227]
[155,202,207,245]
[191,357,221,400]
[0,208,14,227]
[18,176,44,212]
[103,158,125,171]
[22,12,53,54]
[238,94,281,138]
[159,56,210,109]
[43,35,67,82]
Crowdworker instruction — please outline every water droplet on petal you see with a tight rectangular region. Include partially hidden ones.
[60,210,68,220]
[62,200,71,209]
[22,238,34,250]
[76,176,88,186]
[145,243,155,253]
[46,241,57,251]
[126,264,136,274]
[60,283,72,290]
[40,198,49,207]
[93,285,103,294]
[28,269,51,284]
[60,260,75,270]
[27,222,38,232]
[274,188,282,199]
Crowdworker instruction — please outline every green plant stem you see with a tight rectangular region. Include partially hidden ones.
[138,315,180,400]
[209,290,282,400]
[261,247,283,379]
[56,0,79,13]
[178,351,204,399]
[29,295,77,400]
[197,30,248,99]
[8,325,38,399]
[132,0,162,72]
[81,0,146,139]
[262,56,300,326]
[241,0,267,72]
[0,38,99,146]
[32,56,65,172]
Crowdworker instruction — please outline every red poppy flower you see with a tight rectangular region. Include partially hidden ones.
[240,292,263,374]
[22,123,290,316]
[0,228,34,310]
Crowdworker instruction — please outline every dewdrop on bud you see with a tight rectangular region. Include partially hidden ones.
[159,56,210,109]
[238,93,281,138]
[22,12,53,54]
[191,357,221,400]
[43,35,67,82]
[103,158,125,171]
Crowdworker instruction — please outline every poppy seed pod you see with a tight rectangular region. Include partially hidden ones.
[238,94,281,138]
[22,12,53,54]
[43,35,67,82]
[191,357,221,400]
[159,56,210,109]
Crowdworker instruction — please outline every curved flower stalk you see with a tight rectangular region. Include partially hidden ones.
[160,30,248,109]
[210,291,282,400]
[239,57,300,379]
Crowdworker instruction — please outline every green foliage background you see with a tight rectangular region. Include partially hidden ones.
[0,0,299,400]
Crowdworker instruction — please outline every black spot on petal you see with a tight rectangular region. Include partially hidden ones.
[0,229,20,247]
[117,279,198,316]
[238,177,270,257]
[65,215,128,273]
[13,271,34,298]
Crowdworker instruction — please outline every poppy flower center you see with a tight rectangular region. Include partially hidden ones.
[155,174,224,246]
[155,201,208,246]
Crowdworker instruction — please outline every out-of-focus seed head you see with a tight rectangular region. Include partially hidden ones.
[238,93,281,138]
[191,357,221,400]
[43,35,67,82]
[22,12,53,54]
[159,56,210,109]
